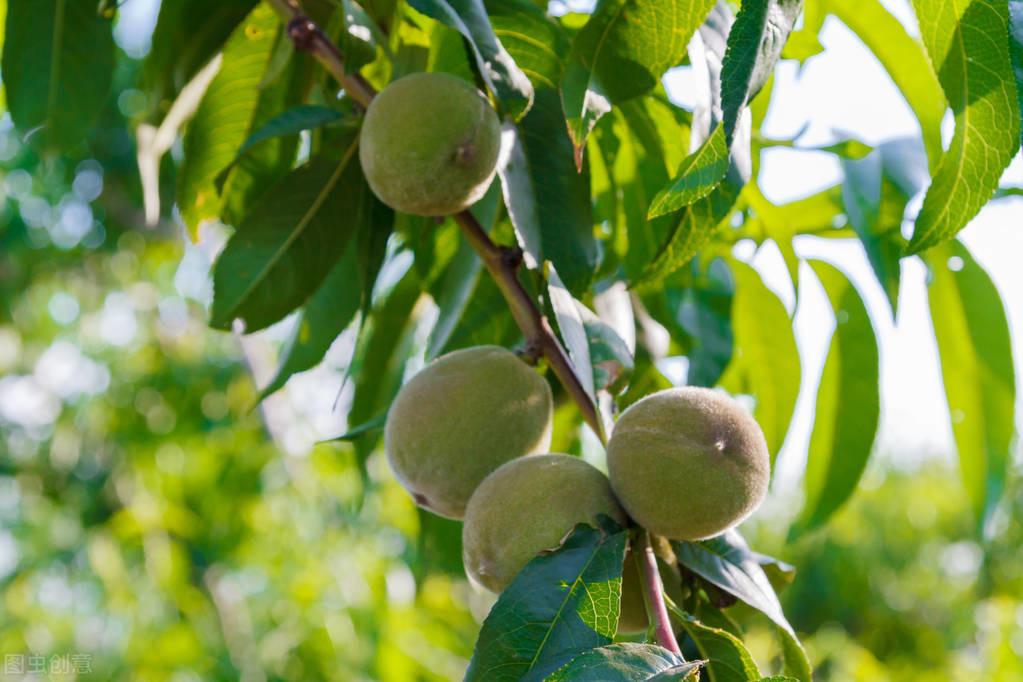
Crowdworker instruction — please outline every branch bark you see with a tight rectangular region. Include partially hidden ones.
[265,0,605,440]
[636,531,683,655]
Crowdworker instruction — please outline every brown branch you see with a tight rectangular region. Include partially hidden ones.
[266,0,605,441]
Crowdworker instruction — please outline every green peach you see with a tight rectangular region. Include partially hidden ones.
[359,72,501,216]
[607,387,770,541]
[384,345,552,520]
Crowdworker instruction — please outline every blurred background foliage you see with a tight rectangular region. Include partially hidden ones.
[0,0,1021,681]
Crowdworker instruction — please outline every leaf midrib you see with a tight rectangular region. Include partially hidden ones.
[223,141,358,322]
[46,0,66,134]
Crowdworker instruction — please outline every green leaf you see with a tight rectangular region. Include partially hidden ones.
[825,0,946,169]
[722,260,800,463]
[499,89,597,295]
[648,125,730,219]
[907,0,1022,253]
[539,643,701,682]
[466,520,628,682]
[257,245,362,400]
[407,0,534,119]
[926,241,1016,529]
[1012,2,1023,145]
[548,267,597,404]
[211,147,391,332]
[142,0,256,109]
[232,105,346,161]
[328,412,387,441]
[672,530,796,637]
[720,0,802,141]
[560,0,713,152]
[840,151,909,315]
[793,260,879,535]
[177,4,280,237]
[578,306,634,396]
[669,607,760,682]
[487,0,568,89]
[2,0,115,151]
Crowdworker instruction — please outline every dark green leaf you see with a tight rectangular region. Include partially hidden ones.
[338,0,380,70]
[407,0,534,119]
[257,244,362,401]
[825,0,946,168]
[177,4,280,237]
[648,125,730,219]
[328,412,387,441]
[233,105,346,161]
[2,0,115,151]
[579,306,634,396]
[721,260,799,463]
[793,260,879,535]
[1012,2,1023,145]
[487,0,568,89]
[926,241,1016,529]
[672,530,795,637]
[211,148,390,332]
[499,89,597,295]
[539,643,701,682]
[560,0,713,151]
[466,519,628,682]
[720,0,802,141]
[907,0,1022,253]
[669,607,760,682]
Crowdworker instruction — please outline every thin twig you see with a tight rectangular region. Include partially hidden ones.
[637,531,682,655]
[265,0,605,440]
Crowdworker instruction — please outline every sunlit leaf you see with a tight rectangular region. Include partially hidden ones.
[2,0,115,151]
[668,606,760,682]
[548,267,597,404]
[177,4,279,237]
[538,643,701,682]
[408,0,534,119]
[487,0,568,90]
[826,0,946,169]
[648,125,730,218]
[907,0,1022,253]
[560,0,712,153]
[794,260,879,535]
[466,519,628,682]
[926,241,1016,529]
[1013,2,1023,144]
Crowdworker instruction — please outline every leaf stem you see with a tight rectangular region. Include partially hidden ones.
[266,0,605,440]
[637,531,682,655]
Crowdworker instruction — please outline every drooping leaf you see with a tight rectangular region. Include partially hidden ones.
[466,519,628,682]
[926,241,1016,529]
[2,0,115,151]
[721,260,800,463]
[672,530,795,637]
[793,260,879,535]
[487,0,568,89]
[538,643,700,682]
[211,147,392,333]
[499,89,597,295]
[668,607,760,682]
[907,0,1022,253]
[648,125,730,219]
[825,0,946,169]
[548,267,597,404]
[1012,1,1023,144]
[177,4,280,237]
[407,0,534,119]
[257,245,362,400]
[560,0,713,152]
[578,306,634,396]
[719,0,803,141]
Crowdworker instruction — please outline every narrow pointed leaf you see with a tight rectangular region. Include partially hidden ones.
[720,0,803,141]
[548,267,597,404]
[2,0,115,151]
[794,260,879,534]
[723,261,800,463]
[211,148,389,332]
[407,0,533,119]
[926,241,1016,528]
[1012,1,1023,145]
[538,643,700,682]
[561,0,714,151]
[648,125,730,218]
[233,105,346,161]
[668,607,760,682]
[177,4,279,237]
[907,0,1022,253]
[466,520,628,682]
